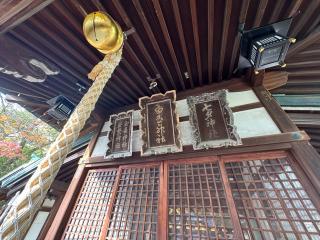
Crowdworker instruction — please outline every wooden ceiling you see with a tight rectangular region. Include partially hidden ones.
[0,0,319,127]
[272,36,320,95]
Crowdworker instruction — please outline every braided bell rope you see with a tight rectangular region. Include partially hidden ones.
[0,49,122,240]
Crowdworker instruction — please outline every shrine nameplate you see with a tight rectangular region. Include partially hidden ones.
[187,90,242,150]
[139,90,182,156]
[106,111,133,159]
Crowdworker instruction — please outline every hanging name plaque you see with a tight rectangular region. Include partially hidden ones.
[139,90,182,156]
[187,90,242,150]
[106,111,133,159]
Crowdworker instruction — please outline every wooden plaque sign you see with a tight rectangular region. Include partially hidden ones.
[139,90,182,156]
[106,111,133,159]
[187,90,242,150]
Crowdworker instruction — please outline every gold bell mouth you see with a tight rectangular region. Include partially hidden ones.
[83,11,124,54]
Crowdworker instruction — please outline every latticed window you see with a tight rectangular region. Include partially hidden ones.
[62,152,320,239]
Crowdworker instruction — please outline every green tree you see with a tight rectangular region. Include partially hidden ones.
[0,93,58,178]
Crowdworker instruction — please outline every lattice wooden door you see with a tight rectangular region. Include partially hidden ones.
[61,152,320,240]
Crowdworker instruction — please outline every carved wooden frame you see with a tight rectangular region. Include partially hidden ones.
[105,110,133,159]
[139,90,182,156]
[187,89,242,150]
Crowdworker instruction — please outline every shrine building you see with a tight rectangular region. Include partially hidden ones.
[0,1,320,239]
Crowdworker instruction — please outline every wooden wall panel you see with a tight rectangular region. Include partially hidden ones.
[91,90,280,158]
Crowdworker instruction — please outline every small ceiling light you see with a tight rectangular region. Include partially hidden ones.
[237,18,295,72]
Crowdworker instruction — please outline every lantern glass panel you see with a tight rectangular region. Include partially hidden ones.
[260,46,283,66]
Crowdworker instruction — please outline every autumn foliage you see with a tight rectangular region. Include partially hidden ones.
[0,94,58,178]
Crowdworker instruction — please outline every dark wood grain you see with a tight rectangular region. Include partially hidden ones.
[254,86,299,132]
[189,0,202,85]
[290,141,320,195]
[0,0,53,33]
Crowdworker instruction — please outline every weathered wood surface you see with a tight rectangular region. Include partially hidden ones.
[92,90,282,158]
[0,0,53,33]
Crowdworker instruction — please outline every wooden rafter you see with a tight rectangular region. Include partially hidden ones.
[152,0,186,90]
[5,94,47,108]
[286,0,303,18]
[218,0,232,81]
[207,0,214,83]
[269,0,286,23]
[189,0,202,85]
[253,0,268,28]
[171,0,194,88]
[0,0,319,129]
[228,0,250,78]
[290,1,320,37]
[110,0,169,91]
[132,0,177,90]
[287,26,320,58]
[0,0,53,34]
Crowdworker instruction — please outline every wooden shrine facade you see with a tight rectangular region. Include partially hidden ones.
[46,79,320,240]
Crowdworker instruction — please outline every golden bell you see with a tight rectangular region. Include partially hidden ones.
[83,11,123,54]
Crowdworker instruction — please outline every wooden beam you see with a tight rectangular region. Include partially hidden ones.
[110,0,169,91]
[231,102,263,113]
[268,0,286,23]
[228,0,250,79]
[247,69,265,87]
[0,0,53,34]
[121,58,152,95]
[27,17,92,69]
[253,0,268,28]
[86,131,307,166]
[296,46,320,58]
[218,0,232,81]
[115,67,146,97]
[87,120,106,159]
[5,94,48,108]
[287,26,320,58]
[287,59,320,69]
[91,0,151,96]
[254,86,299,132]
[190,0,202,85]
[152,0,186,90]
[288,69,320,78]
[131,0,177,90]
[286,0,303,18]
[171,0,194,88]
[8,30,117,108]
[290,1,320,37]
[207,0,214,83]
[262,71,288,90]
[290,141,320,195]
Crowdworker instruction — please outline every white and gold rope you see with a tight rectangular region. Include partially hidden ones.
[0,49,122,240]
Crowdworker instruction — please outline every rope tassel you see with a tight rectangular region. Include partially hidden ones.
[0,49,122,240]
